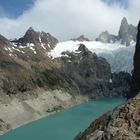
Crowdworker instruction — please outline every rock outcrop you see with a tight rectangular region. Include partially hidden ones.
[74,93,140,140]
[0,28,77,96]
[129,20,140,98]
[60,44,131,98]
[72,35,90,42]
[61,44,111,98]
[97,17,137,46]
[96,31,117,43]
[12,27,58,51]
[118,17,137,46]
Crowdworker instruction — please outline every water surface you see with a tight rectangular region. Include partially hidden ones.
[1,97,125,140]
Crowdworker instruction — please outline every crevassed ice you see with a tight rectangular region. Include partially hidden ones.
[49,41,135,73]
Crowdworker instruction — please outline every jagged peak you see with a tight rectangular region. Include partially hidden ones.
[72,35,90,42]
[121,17,128,25]
[27,27,34,31]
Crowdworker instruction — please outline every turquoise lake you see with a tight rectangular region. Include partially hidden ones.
[1,97,125,140]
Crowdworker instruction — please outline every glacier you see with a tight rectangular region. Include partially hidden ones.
[49,41,135,73]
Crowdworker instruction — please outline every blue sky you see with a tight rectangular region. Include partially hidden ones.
[0,0,35,18]
[0,0,128,18]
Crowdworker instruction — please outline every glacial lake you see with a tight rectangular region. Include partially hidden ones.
[1,97,125,140]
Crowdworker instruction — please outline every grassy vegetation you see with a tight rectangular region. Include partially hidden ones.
[41,69,63,87]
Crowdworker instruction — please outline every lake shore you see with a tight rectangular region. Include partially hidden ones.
[0,88,88,135]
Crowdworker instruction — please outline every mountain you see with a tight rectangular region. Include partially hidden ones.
[48,18,135,74]
[0,26,131,134]
[0,28,62,95]
[60,44,131,98]
[96,30,118,43]
[72,35,90,42]
[11,27,58,61]
[74,20,140,140]
[96,17,137,46]
[49,40,135,73]
[0,18,137,135]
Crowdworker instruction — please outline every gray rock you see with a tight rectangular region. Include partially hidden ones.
[72,35,90,42]
[118,17,137,46]
[96,31,117,43]
[129,20,140,98]
[60,44,131,98]
[96,17,137,46]
[74,93,140,140]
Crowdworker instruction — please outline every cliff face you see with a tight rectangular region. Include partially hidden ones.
[130,21,140,98]
[60,44,111,98]
[60,44,131,98]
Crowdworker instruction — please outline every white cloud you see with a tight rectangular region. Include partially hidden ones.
[0,0,139,41]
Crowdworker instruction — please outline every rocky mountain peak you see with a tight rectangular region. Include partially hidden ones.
[27,27,34,31]
[118,17,129,39]
[118,17,137,46]
[11,28,58,54]
[96,17,137,46]
[120,17,128,28]
[78,44,90,53]
[72,35,90,42]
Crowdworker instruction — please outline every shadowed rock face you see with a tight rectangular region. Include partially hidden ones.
[60,44,131,98]
[61,44,111,98]
[129,21,140,98]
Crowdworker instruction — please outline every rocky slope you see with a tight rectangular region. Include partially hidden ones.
[74,20,140,140]
[74,93,140,140]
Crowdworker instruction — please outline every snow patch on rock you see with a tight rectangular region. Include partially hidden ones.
[49,41,135,73]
